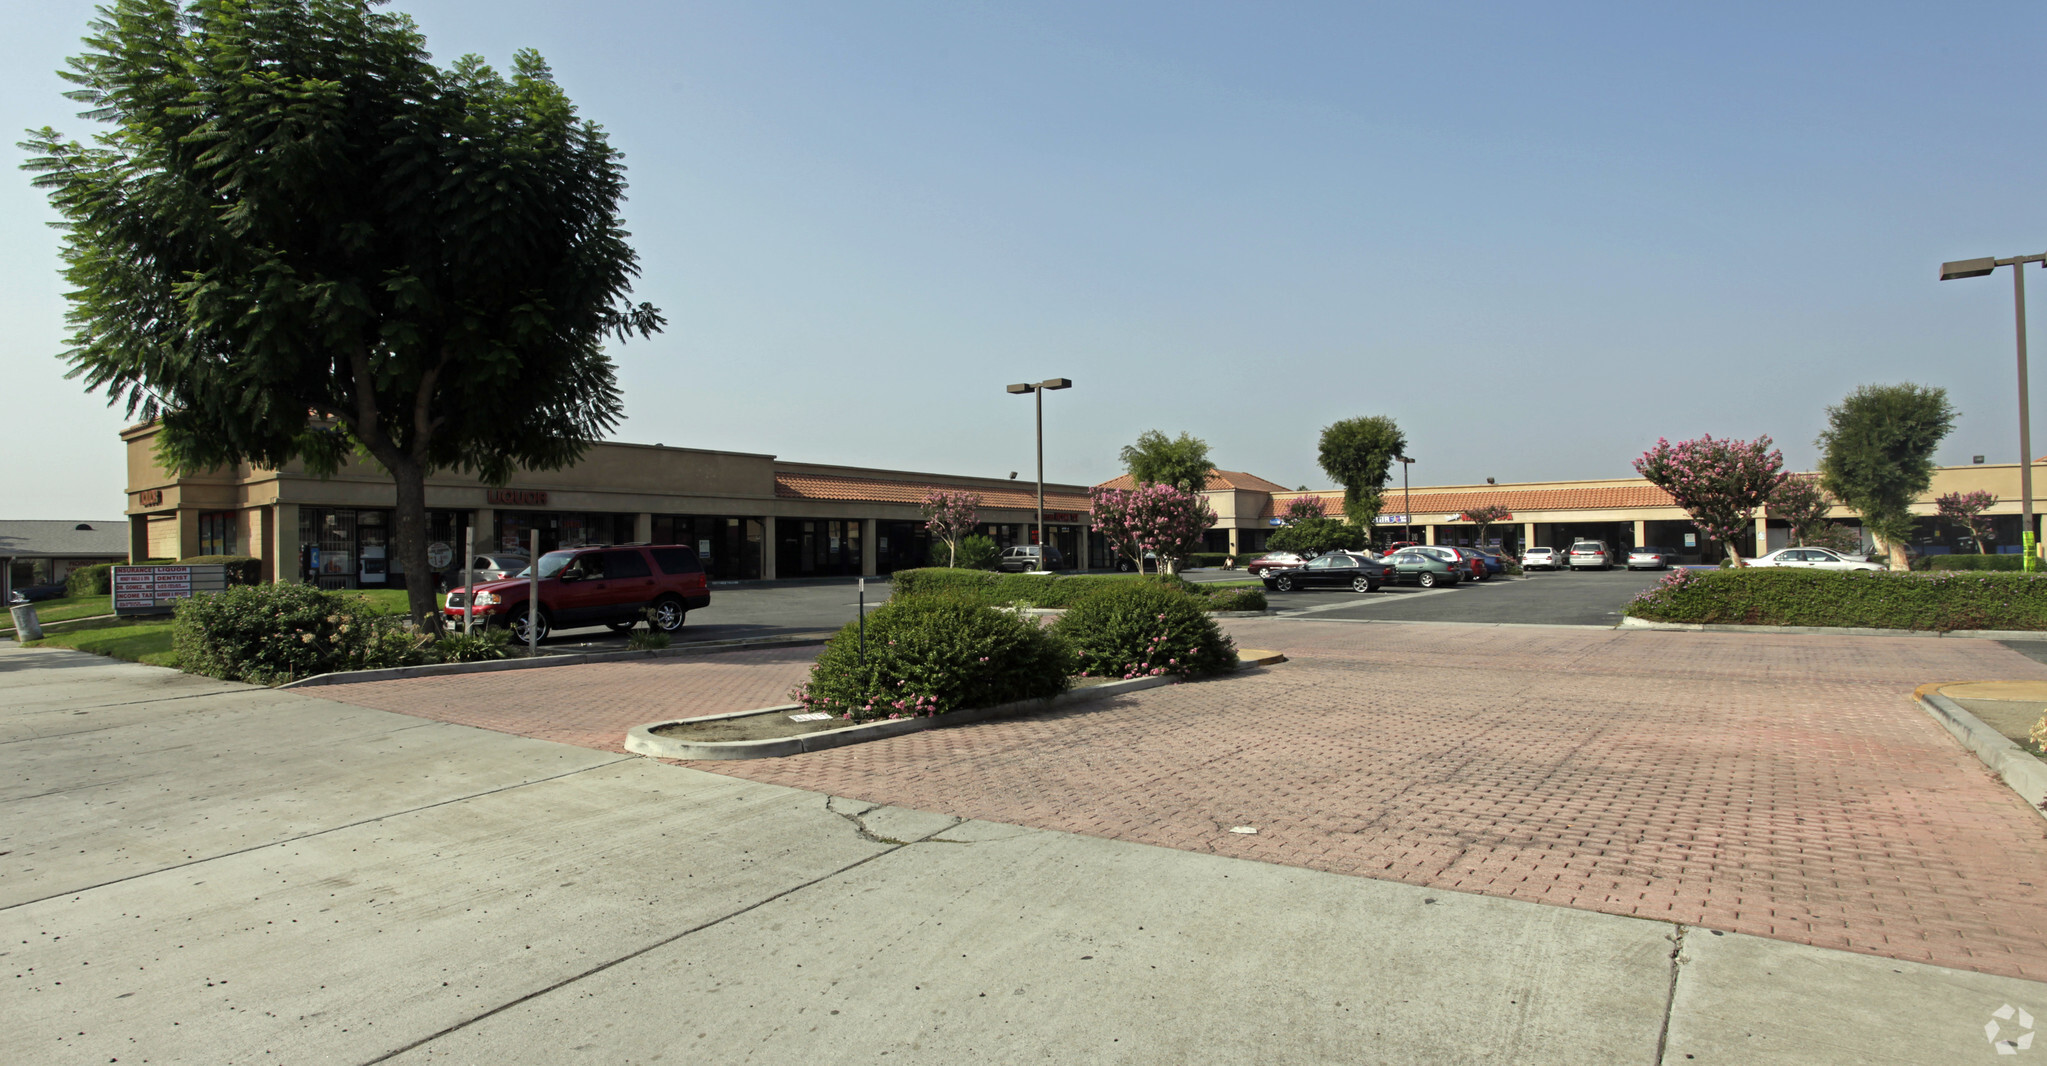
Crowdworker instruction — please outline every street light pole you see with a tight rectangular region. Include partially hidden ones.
[1006,378,1073,570]
[1398,456,1415,545]
[1941,253,2042,571]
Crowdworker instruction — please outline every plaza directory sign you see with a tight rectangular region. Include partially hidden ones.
[112,564,229,616]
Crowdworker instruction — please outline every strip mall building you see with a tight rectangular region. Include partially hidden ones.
[123,421,2044,588]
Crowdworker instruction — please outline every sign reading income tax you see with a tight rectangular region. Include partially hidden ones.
[112,564,229,616]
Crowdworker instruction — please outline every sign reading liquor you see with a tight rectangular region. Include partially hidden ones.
[112,564,229,616]
[136,488,163,507]
[486,489,549,506]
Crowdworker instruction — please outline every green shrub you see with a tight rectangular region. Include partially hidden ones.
[172,583,431,684]
[794,594,1071,721]
[890,569,1231,610]
[955,534,999,570]
[430,626,512,663]
[66,563,115,596]
[1198,586,1268,612]
[1625,568,2047,631]
[180,555,263,586]
[1917,554,2025,572]
[1052,581,1238,679]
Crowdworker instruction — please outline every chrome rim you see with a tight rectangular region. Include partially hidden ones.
[652,601,685,631]
[1275,575,1294,591]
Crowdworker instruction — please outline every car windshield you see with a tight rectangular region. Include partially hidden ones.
[517,551,577,579]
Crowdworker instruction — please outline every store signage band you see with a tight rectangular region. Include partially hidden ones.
[486,489,548,506]
[137,488,163,507]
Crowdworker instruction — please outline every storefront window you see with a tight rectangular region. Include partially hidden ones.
[652,515,765,580]
[196,512,238,557]
[496,511,637,556]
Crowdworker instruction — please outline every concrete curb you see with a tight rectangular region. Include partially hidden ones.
[1914,685,2047,821]
[625,673,1183,761]
[279,634,828,689]
[1618,616,2047,640]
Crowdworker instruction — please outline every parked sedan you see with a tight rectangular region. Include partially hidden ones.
[1521,546,1564,570]
[1625,546,1681,570]
[1748,547,1884,572]
[1383,549,1464,588]
[1261,551,1389,593]
[1245,551,1309,577]
[1421,545,1487,582]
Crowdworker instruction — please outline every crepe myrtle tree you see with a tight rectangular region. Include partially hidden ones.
[1317,416,1406,528]
[1459,505,1512,549]
[1090,484,1216,578]
[1816,384,1956,571]
[1279,495,1327,525]
[21,0,663,629]
[1768,476,1834,547]
[920,488,982,568]
[1119,430,1214,494]
[1936,490,1998,553]
[1633,435,1786,566]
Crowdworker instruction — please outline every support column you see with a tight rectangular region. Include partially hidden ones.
[1227,527,1241,559]
[1079,526,1091,570]
[1424,525,1437,546]
[472,508,495,554]
[1523,522,1536,555]
[274,503,299,584]
[634,512,653,545]
[1633,519,1647,550]
[176,509,200,561]
[129,514,149,564]
[1753,515,1768,558]
[860,518,878,577]
[761,516,778,580]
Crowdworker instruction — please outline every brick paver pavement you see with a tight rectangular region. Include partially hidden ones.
[309,620,2047,981]
[305,645,819,752]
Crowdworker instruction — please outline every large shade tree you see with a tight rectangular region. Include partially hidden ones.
[1317,416,1406,529]
[22,0,663,628]
[1816,384,1956,570]
[1633,435,1786,566]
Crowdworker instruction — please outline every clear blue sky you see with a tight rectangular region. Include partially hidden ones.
[6,1,2047,517]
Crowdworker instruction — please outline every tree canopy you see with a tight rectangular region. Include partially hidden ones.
[1119,430,1213,493]
[22,0,662,625]
[1633,435,1785,565]
[1316,416,1406,528]
[1816,383,1955,568]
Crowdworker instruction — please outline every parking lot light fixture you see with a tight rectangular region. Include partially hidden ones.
[1397,456,1415,545]
[1006,378,1073,569]
[1940,252,2047,571]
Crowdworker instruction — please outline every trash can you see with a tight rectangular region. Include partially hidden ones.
[9,603,43,641]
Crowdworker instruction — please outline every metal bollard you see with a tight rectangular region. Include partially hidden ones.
[10,604,44,641]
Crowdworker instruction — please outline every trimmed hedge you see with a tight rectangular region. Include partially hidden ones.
[890,568,1262,612]
[181,555,263,586]
[1915,554,2026,572]
[794,594,1071,721]
[1624,567,2047,631]
[172,584,431,684]
[66,563,115,596]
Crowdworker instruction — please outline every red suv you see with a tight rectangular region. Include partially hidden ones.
[443,544,711,643]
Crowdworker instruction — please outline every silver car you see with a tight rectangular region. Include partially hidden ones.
[1566,541,1613,571]
[1748,547,1883,572]
[469,553,531,581]
[1521,546,1564,571]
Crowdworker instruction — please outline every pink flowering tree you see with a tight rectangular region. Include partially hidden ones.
[1280,495,1327,525]
[1634,435,1786,566]
[919,488,981,568]
[1458,504,1512,548]
[1936,490,1997,553]
[1090,484,1217,578]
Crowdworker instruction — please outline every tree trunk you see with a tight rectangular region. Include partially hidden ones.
[1723,539,1746,567]
[389,460,439,632]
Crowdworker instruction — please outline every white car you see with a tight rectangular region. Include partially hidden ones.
[1748,547,1882,572]
[1521,546,1564,570]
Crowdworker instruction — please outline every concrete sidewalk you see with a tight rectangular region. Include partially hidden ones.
[3,644,2041,1064]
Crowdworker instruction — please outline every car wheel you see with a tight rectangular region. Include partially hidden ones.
[1274,574,1296,592]
[1118,560,1134,572]
[1418,571,1437,588]
[649,597,687,634]
[1351,576,1373,592]
[511,607,551,645]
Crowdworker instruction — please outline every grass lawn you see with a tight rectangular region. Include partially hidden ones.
[0,593,115,634]
[25,617,178,667]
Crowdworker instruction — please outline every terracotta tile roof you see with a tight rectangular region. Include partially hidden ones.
[775,473,1092,512]
[1261,483,1678,519]
[1092,469,1293,492]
